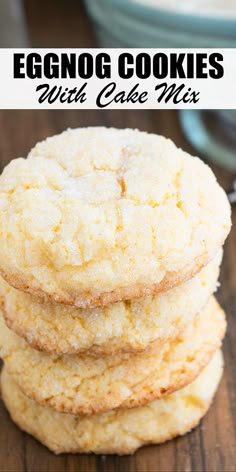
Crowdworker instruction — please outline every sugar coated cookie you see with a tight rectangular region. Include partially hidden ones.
[0,297,226,415]
[0,128,231,307]
[1,349,223,455]
[0,252,221,355]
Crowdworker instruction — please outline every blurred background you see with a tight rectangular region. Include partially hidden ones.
[0,2,235,472]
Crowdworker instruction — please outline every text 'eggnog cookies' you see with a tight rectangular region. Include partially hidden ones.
[0,127,231,308]
[1,350,223,455]
[0,252,221,355]
[0,297,226,415]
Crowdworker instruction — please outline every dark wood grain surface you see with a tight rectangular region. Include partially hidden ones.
[0,2,235,471]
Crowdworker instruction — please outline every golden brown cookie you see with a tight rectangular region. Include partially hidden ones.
[0,297,226,415]
[0,252,221,355]
[1,349,223,455]
[0,128,231,307]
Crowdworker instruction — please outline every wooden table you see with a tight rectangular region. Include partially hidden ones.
[0,2,235,471]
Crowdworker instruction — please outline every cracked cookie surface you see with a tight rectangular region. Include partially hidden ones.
[1,349,223,455]
[0,128,231,307]
[0,253,221,355]
[0,297,226,415]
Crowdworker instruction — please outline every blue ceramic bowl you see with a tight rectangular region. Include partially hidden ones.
[85,0,236,172]
[85,0,236,48]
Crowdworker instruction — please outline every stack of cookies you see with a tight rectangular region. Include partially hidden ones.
[0,128,231,455]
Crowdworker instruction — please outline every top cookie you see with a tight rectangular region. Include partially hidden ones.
[0,127,231,307]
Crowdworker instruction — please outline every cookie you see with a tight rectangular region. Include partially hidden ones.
[1,349,223,455]
[0,297,226,415]
[0,252,221,355]
[0,128,231,308]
